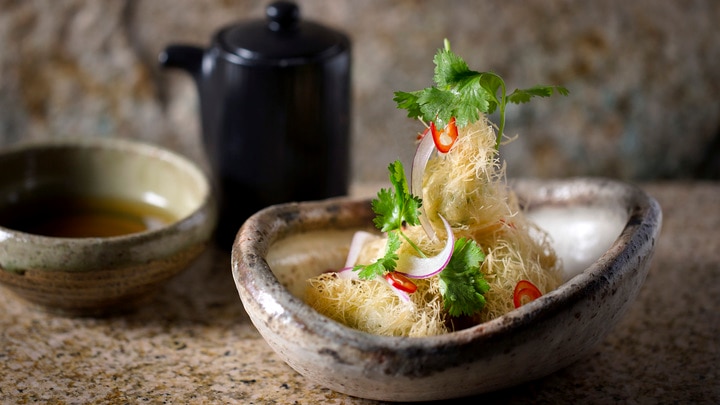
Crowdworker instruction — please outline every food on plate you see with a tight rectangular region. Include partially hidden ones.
[305,40,568,337]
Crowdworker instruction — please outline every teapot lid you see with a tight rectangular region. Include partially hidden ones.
[216,1,349,66]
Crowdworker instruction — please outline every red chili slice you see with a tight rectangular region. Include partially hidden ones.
[385,271,418,294]
[417,126,430,141]
[513,279,542,308]
[430,117,458,153]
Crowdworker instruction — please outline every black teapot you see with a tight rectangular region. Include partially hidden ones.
[159,1,351,249]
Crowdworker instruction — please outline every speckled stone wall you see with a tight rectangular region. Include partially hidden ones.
[1,0,718,184]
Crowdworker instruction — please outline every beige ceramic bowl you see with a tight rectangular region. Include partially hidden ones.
[232,177,662,401]
[0,137,217,316]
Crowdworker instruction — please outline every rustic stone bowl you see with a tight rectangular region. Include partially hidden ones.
[232,178,661,401]
[0,137,217,317]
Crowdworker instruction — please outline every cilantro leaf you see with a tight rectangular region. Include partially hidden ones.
[507,85,570,104]
[394,38,568,149]
[355,161,424,280]
[438,238,489,317]
[371,160,421,233]
[355,231,401,279]
[393,91,423,120]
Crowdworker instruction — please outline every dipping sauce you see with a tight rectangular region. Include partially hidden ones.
[0,195,177,238]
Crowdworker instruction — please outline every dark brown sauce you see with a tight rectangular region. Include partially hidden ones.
[0,195,177,238]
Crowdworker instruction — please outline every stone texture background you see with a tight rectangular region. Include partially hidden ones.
[0,0,718,184]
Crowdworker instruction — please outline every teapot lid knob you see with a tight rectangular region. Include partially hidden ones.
[266,1,299,32]
[215,0,349,66]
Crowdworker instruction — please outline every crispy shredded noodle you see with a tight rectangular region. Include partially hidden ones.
[305,117,562,336]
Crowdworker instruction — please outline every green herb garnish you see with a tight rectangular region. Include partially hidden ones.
[371,160,422,233]
[355,231,402,280]
[439,238,489,317]
[393,39,569,149]
[354,160,424,279]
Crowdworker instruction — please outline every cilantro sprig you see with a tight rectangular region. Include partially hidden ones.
[439,238,489,317]
[354,160,423,280]
[393,39,569,149]
[355,231,401,280]
[371,160,422,233]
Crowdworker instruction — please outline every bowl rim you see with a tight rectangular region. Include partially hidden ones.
[233,177,662,350]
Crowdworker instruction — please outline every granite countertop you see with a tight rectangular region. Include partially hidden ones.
[1,181,718,404]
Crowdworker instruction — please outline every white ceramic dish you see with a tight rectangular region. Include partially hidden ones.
[232,177,661,401]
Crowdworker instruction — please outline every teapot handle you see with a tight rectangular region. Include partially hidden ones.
[158,45,204,79]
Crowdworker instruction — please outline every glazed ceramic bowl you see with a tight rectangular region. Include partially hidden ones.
[0,137,217,316]
[232,178,661,401]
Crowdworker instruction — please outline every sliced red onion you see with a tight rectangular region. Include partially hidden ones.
[335,206,453,300]
[399,215,454,279]
[343,231,378,269]
[382,276,411,302]
[411,129,434,196]
[336,266,359,280]
[411,131,438,240]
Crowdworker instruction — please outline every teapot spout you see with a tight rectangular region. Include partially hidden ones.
[158,45,204,79]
